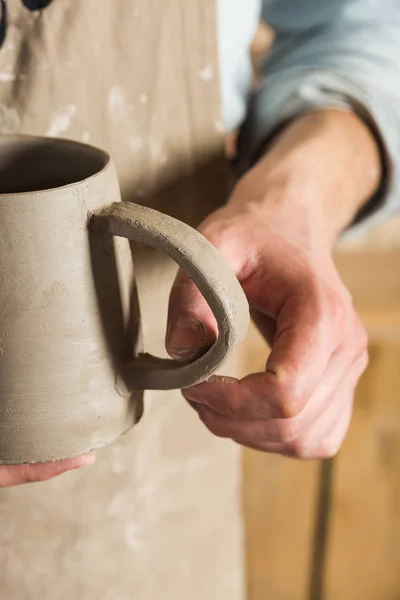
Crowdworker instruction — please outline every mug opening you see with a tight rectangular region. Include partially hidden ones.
[0,135,109,194]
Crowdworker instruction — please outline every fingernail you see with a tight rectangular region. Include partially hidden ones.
[167,317,205,359]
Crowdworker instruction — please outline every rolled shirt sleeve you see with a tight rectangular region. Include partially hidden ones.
[237,0,400,232]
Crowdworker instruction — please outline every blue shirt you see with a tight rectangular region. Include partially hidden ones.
[218,0,400,231]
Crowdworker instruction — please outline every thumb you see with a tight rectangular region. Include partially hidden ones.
[166,208,247,360]
[166,267,218,360]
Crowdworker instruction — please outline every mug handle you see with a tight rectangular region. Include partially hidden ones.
[90,202,249,390]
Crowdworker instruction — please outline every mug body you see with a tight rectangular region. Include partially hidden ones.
[0,135,141,464]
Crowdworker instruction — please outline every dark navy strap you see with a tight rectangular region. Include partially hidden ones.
[0,0,55,49]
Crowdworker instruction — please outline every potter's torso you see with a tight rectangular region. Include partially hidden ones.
[0,0,229,211]
[0,2,244,600]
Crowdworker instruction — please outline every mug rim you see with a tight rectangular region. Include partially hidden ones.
[0,133,111,198]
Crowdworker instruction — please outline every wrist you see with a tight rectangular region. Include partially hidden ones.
[230,109,381,251]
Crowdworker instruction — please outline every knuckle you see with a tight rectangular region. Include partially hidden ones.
[288,435,341,460]
[316,436,342,459]
[308,277,351,336]
[287,438,311,459]
[324,283,352,332]
[25,466,56,484]
[329,293,348,330]
[274,381,307,419]
[272,418,300,443]
[306,282,337,342]
[17,465,38,483]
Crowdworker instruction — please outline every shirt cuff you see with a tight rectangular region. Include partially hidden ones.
[236,70,397,236]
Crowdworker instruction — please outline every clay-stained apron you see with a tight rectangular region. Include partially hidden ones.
[0,2,244,599]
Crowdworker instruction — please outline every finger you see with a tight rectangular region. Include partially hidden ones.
[261,289,341,416]
[240,395,354,460]
[238,245,351,415]
[184,305,365,420]
[301,351,366,458]
[166,269,218,360]
[0,452,95,487]
[310,396,354,459]
[190,349,363,444]
[184,367,327,421]
[234,352,366,458]
[165,211,250,361]
[189,344,367,449]
[187,352,341,442]
[184,293,337,419]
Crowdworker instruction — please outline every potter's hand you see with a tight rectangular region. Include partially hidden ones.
[0,453,95,487]
[166,110,381,459]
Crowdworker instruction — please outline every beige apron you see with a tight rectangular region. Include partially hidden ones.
[0,2,244,599]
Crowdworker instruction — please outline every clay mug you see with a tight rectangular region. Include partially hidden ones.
[0,135,249,464]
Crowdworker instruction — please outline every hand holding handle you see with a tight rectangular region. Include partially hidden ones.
[91,202,250,390]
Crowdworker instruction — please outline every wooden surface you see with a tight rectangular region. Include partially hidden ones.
[242,248,400,600]
[325,339,400,600]
[241,326,323,600]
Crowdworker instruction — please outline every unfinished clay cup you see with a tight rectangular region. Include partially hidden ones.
[0,135,249,464]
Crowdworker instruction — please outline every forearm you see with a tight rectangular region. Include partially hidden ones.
[231,109,381,252]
